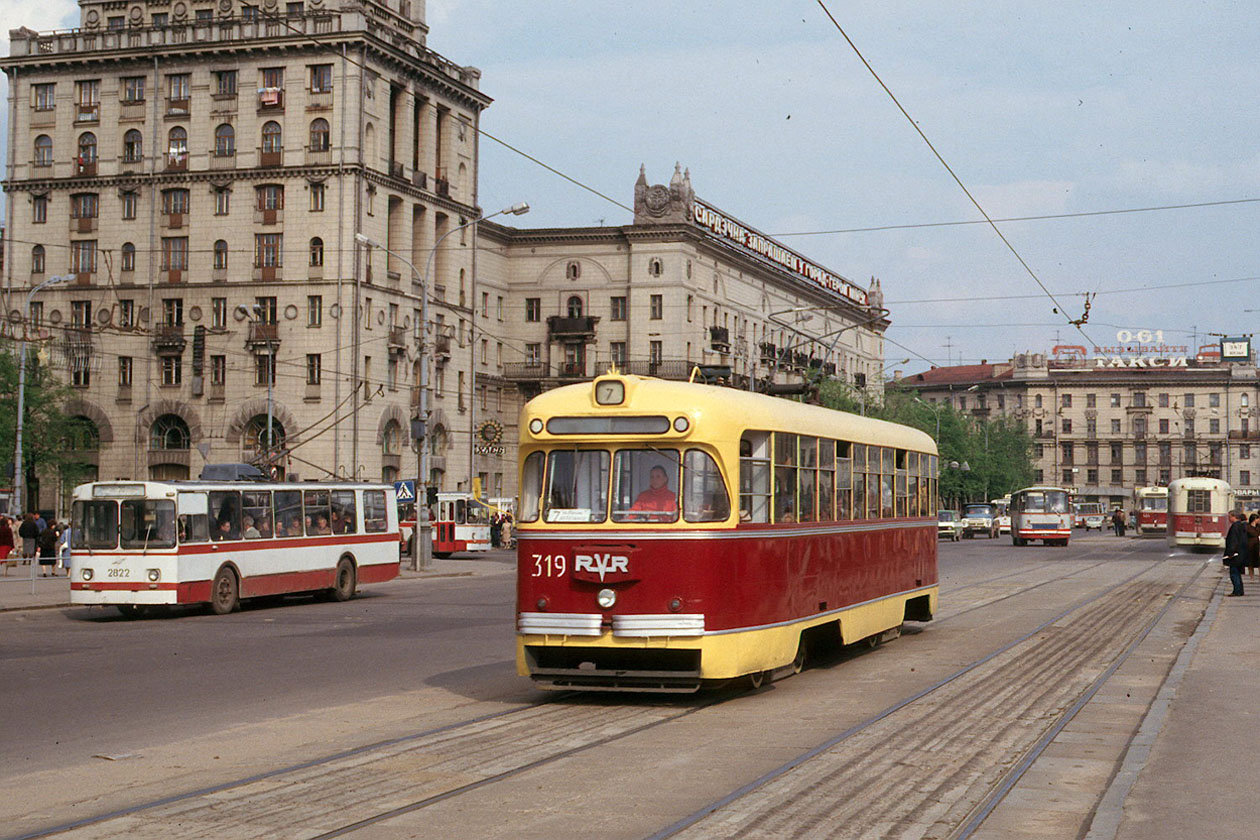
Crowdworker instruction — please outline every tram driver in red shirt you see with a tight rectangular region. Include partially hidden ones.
[629,465,678,518]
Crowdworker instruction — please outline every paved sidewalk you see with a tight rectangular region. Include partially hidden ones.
[0,552,514,612]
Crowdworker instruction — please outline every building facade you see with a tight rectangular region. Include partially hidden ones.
[2,0,494,511]
[896,348,1260,506]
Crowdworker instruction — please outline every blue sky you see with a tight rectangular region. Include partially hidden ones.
[6,1,1259,373]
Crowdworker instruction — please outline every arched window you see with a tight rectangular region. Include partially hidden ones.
[214,124,235,157]
[213,240,228,270]
[364,122,375,164]
[242,415,285,456]
[122,129,143,163]
[121,242,136,272]
[167,126,188,166]
[382,419,402,455]
[150,414,191,450]
[65,417,101,451]
[309,118,329,152]
[31,245,45,274]
[565,260,581,280]
[33,135,53,167]
[77,132,97,163]
[566,296,583,318]
[649,258,664,277]
[261,121,282,153]
[309,237,324,267]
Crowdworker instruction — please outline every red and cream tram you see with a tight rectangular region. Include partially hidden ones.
[1167,477,1234,550]
[1009,485,1073,546]
[514,374,939,692]
[1133,485,1168,536]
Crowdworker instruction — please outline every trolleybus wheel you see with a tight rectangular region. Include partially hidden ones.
[210,567,239,615]
[330,557,356,602]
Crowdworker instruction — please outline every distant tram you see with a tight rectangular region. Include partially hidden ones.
[515,374,939,692]
[1167,477,1234,550]
[1133,485,1169,536]
[1009,485,1072,546]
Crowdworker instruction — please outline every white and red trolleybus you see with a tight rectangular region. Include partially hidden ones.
[70,480,400,617]
[514,373,939,692]
[1167,477,1234,550]
[1009,485,1072,546]
[1133,485,1169,536]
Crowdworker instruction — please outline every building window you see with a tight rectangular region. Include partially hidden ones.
[287,2,305,18]
[648,258,663,277]
[121,192,137,219]
[161,237,189,270]
[650,294,663,320]
[261,120,283,153]
[215,124,236,157]
[1210,418,1221,434]
[1210,393,1221,408]
[213,240,229,270]
[118,357,133,387]
[31,245,45,274]
[482,292,491,318]
[307,354,322,385]
[1133,392,1146,408]
[117,300,134,328]
[242,5,258,22]
[1243,445,1252,459]
[1243,471,1252,487]
[1061,394,1072,408]
[1112,419,1122,434]
[497,296,504,321]
[610,296,627,321]
[307,295,322,327]
[1085,393,1096,408]
[161,357,183,387]
[309,64,333,93]
[1185,393,1195,408]
[1035,394,1043,408]
[214,70,238,96]
[309,237,324,267]
[610,342,627,366]
[1111,469,1122,485]
[1086,468,1098,484]
[566,296,583,318]
[123,129,144,163]
[1061,442,1074,465]
[71,240,96,273]
[162,298,184,326]
[161,188,190,215]
[75,79,100,120]
[78,132,98,165]
[1110,393,1121,407]
[214,189,230,216]
[309,118,330,152]
[1159,392,1169,407]
[649,340,663,365]
[167,126,188,167]
[152,12,168,26]
[33,135,52,167]
[210,355,226,387]
[211,298,227,329]
[566,261,581,280]
[32,195,47,224]
[310,182,325,211]
[255,234,283,267]
[71,193,98,219]
[525,298,540,322]
[120,243,135,272]
[525,343,541,365]
[257,185,284,210]
[1061,419,1072,434]
[255,354,276,386]
[166,73,190,109]
[32,83,55,111]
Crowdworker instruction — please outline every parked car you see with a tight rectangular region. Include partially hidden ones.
[937,509,963,541]
[1073,502,1106,530]
[961,503,999,539]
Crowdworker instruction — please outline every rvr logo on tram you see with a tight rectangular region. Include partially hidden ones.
[574,553,629,582]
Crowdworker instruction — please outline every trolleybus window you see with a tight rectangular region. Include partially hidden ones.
[242,490,272,539]
[73,499,120,549]
[363,489,389,532]
[305,490,333,534]
[209,491,241,540]
[739,434,771,523]
[544,450,609,523]
[332,490,357,533]
[275,490,303,536]
[177,491,210,543]
[120,499,176,548]
[819,439,835,521]
[683,449,730,523]
[612,449,680,522]
[520,451,544,523]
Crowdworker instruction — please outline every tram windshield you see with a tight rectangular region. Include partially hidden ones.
[1140,497,1168,511]
[1020,491,1069,513]
[612,449,679,523]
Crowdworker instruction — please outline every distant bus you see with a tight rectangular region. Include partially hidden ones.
[1167,477,1234,551]
[1010,486,1072,546]
[1072,501,1105,530]
[1133,486,1168,536]
[70,480,400,617]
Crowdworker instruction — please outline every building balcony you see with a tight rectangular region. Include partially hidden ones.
[433,333,452,362]
[257,88,284,111]
[547,315,599,339]
[72,216,97,233]
[75,159,97,177]
[1126,404,1153,412]
[259,147,283,167]
[165,97,190,117]
[709,326,730,354]
[245,322,279,347]
[165,153,187,171]
[388,326,408,353]
[210,152,236,170]
[256,207,283,225]
[412,170,428,190]
[75,104,99,123]
[152,324,186,353]
[1229,430,1260,440]
[165,212,185,229]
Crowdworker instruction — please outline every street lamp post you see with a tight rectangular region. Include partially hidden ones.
[13,274,73,517]
[356,201,528,571]
[914,397,945,440]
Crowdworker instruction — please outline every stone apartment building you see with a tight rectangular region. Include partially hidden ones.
[896,349,1260,507]
[2,0,498,512]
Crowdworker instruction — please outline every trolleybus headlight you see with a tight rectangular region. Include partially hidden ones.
[529,418,544,434]
[535,596,549,611]
[668,597,683,612]
[673,416,690,433]
[81,568,93,581]
[147,569,160,582]
[597,588,616,608]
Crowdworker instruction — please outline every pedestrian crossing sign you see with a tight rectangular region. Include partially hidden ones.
[394,480,416,503]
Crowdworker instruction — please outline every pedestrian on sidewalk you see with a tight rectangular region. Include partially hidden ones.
[1224,509,1248,596]
[1247,513,1260,582]
[18,513,39,559]
[0,515,13,575]
[36,521,58,576]
[57,522,72,577]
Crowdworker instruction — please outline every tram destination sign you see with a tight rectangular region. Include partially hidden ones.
[692,200,867,306]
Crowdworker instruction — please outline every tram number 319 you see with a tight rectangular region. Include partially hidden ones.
[531,554,568,578]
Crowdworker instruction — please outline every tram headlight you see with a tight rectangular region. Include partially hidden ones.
[147,569,161,582]
[673,416,690,433]
[81,568,94,581]
[528,418,544,434]
[597,588,616,609]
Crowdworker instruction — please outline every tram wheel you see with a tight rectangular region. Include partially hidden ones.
[791,645,806,675]
[747,670,770,689]
[330,558,356,602]
[433,551,452,559]
[210,567,239,615]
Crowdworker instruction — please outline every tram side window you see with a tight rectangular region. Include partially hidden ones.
[739,433,771,523]
[275,490,303,536]
[774,432,798,523]
[177,492,210,543]
[851,444,866,520]
[519,451,544,523]
[305,490,333,534]
[209,491,242,540]
[880,446,895,518]
[241,491,273,539]
[74,500,120,549]
[121,499,176,548]
[683,449,730,522]
[930,455,939,512]
[835,441,852,520]
[895,449,909,518]
[544,450,609,523]
[797,436,818,522]
[331,490,357,533]
[363,490,388,532]
[612,448,680,523]
[907,453,919,517]
[818,439,835,521]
